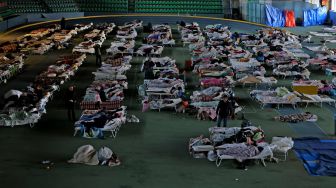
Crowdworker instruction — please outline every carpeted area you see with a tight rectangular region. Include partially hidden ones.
[1,18,336,188]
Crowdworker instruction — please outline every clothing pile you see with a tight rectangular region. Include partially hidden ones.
[273,63,310,79]
[146,24,175,46]
[250,87,300,108]
[136,44,164,56]
[74,23,93,32]
[200,77,234,89]
[274,112,318,123]
[0,53,25,84]
[307,57,329,69]
[142,56,178,80]
[193,62,228,75]
[116,26,137,39]
[204,24,231,41]
[22,39,55,55]
[17,25,61,54]
[229,57,261,70]
[0,25,61,54]
[24,25,60,38]
[191,46,222,64]
[35,54,85,86]
[106,40,135,55]
[48,29,77,49]
[0,42,19,53]
[179,22,205,48]
[317,80,336,96]
[117,20,141,39]
[263,51,297,67]
[92,60,131,81]
[73,23,115,54]
[22,23,92,54]
[121,20,143,29]
[141,78,185,111]
[237,75,277,86]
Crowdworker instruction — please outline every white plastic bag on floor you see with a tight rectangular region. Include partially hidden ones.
[271,137,294,153]
[127,115,140,123]
[207,150,217,162]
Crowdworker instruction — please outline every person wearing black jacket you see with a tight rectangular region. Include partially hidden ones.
[65,85,76,121]
[60,17,66,30]
[94,44,102,66]
[216,95,233,127]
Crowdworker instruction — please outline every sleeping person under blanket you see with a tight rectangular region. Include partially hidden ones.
[68,145,121,167]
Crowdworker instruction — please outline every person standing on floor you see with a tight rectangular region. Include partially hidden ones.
[60,17,66,30]
[65,85,76,121]
[216,95,233,127]
[94,44,102,66]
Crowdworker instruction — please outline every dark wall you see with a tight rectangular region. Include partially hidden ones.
[19,15,263,33]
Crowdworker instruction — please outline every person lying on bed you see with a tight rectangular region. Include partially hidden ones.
[80,110,124,138]
[215,140,265,169]
[214,126,265,146]
[4,90,39,109]
[81,113,108,132]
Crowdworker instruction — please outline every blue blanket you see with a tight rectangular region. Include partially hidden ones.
[294,137,336,176]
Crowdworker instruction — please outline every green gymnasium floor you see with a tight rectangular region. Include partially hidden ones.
[1,20,336,188]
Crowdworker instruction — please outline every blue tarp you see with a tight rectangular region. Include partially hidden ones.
[330,11,336,25]
[265,5,285,27]
[303,6,328,27]
[317,6,328,25]
[294,137,336,176]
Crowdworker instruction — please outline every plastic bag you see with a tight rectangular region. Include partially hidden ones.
[207,150,217,162]
[271,137,294,153]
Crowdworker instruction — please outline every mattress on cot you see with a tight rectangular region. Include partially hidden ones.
[80,101,122,110]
